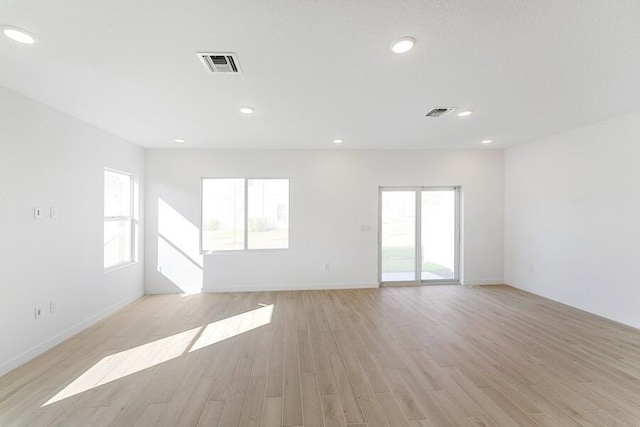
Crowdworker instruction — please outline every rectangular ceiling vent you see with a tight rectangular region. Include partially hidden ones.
[425,107,455,118]
[197,52,241,74]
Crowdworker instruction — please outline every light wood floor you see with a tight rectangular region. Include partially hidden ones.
[2,285,640,426]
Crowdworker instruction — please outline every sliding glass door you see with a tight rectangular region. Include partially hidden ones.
[379,187,459,284]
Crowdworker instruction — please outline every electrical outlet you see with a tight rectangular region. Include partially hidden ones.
[34,308,42,319]
[50,207,58,219]
[50,301,57,313]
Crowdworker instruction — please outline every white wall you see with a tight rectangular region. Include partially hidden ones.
[0,86,145,376]
[505,111,640,329]
[145,149,504,293]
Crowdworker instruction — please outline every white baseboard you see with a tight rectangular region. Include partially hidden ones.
[461,279,504,286]
[0,291,143,377]
[145,282,378,294]
[145,288,184,295]
[204,282,378,293]
[506,282,640,330]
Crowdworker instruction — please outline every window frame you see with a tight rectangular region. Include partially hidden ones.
[104,168,136,271]
[200,177,290,254]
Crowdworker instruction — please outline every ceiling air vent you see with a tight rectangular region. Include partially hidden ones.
[425,107,455,118]
[197,52,241,74]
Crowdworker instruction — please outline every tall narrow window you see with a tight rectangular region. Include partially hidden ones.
[104,169,135,269]
[202,178,289,251]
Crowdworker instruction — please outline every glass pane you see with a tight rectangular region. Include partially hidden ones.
[104,170,131,217]
[421,190,456,280]
[202,179,245,251]
[248,179,289,249]
[381,191,416,281]
[104,220,132,268]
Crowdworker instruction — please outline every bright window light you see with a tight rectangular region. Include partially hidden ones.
[104,169,136,269]
[202,179,246,251]
[202,178,289,251]
[247,179,289,249]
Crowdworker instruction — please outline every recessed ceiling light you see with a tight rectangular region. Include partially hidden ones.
[457,110,473,117]
[240,107,254,114]
[333,139,344,144]
[173,138,185,143]
[390,36,415,54]
[481,139,493,144]
[2,26,37,44]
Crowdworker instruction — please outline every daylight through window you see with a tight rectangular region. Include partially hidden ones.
[104,169,135,269]
[202,178,289,251]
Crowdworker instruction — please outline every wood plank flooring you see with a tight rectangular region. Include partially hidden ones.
[1,285,640,426]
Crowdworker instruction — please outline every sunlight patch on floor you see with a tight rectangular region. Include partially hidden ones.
[42,304,274,406]
[190,303,274,352]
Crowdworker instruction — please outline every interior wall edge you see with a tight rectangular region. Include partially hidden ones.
[506,282,640,330]
[0,291,143,377]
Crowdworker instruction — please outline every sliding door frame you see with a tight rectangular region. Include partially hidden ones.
[378,186,461,286]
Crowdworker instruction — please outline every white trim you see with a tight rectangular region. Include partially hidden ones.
[415,189,421,282]
[243,178,249,250]
[461,279,504,286]
[146,282,378,294]
[381,281,461,287]
[506,282,640,330]
[103,260,138,273]
[0,292,143,377]
[206,282,377,293]
[380,279,462,288]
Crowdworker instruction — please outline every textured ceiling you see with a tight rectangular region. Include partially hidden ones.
[1,0,640,149]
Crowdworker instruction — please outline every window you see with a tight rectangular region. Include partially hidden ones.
[104,169,135,269]
[202,178,289,252]
[201,179,245,251]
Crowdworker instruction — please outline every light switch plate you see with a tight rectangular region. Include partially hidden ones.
[34,207,42,219]
[50,207,58,219]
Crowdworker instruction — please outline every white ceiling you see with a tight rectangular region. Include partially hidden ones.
[2,0,640,149]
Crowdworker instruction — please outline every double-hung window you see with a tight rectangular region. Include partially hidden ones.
[104,169,135,269]
[202,178,289,252]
